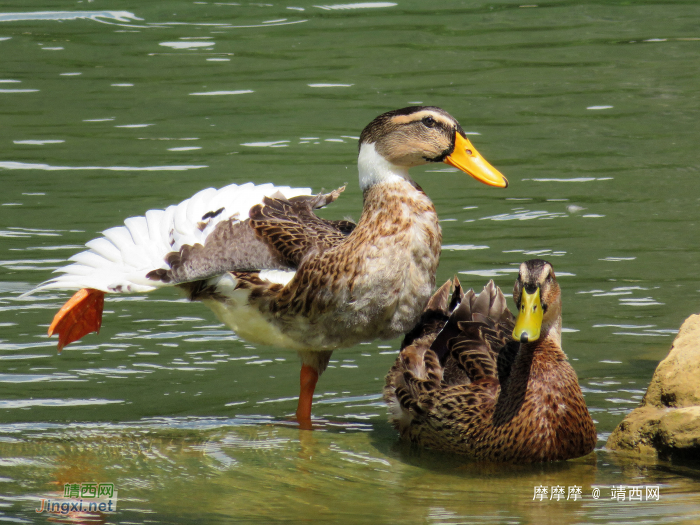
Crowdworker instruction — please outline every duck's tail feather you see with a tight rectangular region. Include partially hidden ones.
[430,280,514,364]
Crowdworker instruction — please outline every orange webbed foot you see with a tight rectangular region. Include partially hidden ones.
[48,288,105,352]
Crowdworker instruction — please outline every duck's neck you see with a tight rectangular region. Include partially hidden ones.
[495,319,570,420]
[510,318,566,379]
[495,316,596,460]
[358,142,414,192]
[355,141,437,237]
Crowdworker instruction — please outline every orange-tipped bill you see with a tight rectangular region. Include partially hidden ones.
[512,287,543,344]
[444,133,508,188]
[48,288,105,352]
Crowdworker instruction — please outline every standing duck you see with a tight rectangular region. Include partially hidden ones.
[35,106,508,426]
[384,259,597,461]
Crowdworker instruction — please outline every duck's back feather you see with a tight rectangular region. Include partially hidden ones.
[385,279,509,423]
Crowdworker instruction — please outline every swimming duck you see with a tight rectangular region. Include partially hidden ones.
[36,106,508,426]
[384,259,596,461]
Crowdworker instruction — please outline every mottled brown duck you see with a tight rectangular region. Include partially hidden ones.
[32,106,508,426]
[384,259,596,462]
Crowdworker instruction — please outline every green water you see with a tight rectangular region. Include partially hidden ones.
[1,1,700,523]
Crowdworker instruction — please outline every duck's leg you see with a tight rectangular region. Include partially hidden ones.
[296,350,333,429]
[48,288,105,352]
[296,365,319,429]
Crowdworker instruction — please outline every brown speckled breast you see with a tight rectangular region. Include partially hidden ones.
[242,178,441,350]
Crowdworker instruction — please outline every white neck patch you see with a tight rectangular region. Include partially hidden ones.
[357,142,410,192]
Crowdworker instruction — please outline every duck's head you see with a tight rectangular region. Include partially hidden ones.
[358,106,508,191]
[512,259,562,344]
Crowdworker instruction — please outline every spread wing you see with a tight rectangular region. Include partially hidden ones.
[147,186,355,285]
[32,182,316,294]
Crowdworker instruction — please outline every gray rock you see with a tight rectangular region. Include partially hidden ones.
[606,314,700,459]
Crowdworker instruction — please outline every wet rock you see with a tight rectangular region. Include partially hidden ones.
[607,314,700,459]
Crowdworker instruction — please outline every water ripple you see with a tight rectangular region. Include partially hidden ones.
[314,3,397,10]
[0,161,207,171]
[0,373,81,383]
[523,177,613,182]
[0,398,122,409]
[190,90,253,96]
[480,209,568,221]
[13,140,64,145]
[160,41,214,49]
[0,11,143,24]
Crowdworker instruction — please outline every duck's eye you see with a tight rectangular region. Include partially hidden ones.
[422,116,437,128]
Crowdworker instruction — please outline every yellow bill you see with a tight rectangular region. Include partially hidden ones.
[512,287,543,343]
[444,133,508,188]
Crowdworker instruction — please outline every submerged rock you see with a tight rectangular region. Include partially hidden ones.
[607,314,700,459]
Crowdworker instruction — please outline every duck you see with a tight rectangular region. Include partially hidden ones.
[384,259,597,462]
[35,106,508,427]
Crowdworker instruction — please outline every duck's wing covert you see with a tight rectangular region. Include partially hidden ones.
[147,187,354,285]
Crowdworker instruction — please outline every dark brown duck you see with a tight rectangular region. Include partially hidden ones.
[384,259,597,462]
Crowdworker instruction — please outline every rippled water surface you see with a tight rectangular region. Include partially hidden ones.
[1,0,700,523]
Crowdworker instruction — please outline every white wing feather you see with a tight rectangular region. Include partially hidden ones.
[33,182,312,294]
